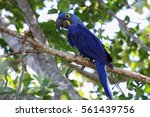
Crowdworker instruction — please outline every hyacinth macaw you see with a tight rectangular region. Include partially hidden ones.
[56,12,113,99]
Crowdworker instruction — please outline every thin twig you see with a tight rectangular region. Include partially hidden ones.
[0,50,41,57]
[109,10,150,51]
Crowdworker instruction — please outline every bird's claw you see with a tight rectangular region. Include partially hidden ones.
[74,54,93,61]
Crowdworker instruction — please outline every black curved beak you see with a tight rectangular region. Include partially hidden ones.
[56,18,69,31]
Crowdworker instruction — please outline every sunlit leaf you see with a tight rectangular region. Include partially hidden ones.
[144,84,150,94]
[58,0,70,12]
[48,9,58,14]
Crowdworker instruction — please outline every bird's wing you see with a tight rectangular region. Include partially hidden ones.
[68,24,112,67]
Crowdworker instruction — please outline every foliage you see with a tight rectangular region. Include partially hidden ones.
[0,0,150,100]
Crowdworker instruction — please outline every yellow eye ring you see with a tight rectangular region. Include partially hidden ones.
[65,14,70,18]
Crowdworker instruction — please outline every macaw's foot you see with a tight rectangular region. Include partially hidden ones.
[83,57,93,62]
[73,54,86,71]
[74,54,93,62]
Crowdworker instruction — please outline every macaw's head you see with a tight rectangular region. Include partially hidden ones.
[56,12,84,30]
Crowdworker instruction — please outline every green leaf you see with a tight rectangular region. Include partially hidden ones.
[58,0,70,12]
[70,80,79,87]
[86,22,94,29]
[127,93,133,99]
[113,91,119,95]
[0,58,9,75]
[135,87,144,99]
[35,75,43,85]
[144,84,150,94]
[42,76,49,87]
[127,79,134,90]
[23,73,33,88]
[124,15,130,24]
[138,48,148,60]
[48,9,58,14]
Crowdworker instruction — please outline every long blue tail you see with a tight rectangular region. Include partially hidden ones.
[95,60,113,100]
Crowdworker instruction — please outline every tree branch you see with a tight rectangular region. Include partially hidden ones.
[109,10,150,51]
[16,0,46,43]
[0,49,128,84]
[68,63,128,84]
[0,25,150,84]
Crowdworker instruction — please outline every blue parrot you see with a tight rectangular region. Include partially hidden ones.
[56,12,113,99]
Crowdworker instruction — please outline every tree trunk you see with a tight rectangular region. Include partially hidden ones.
[0,0,82,100]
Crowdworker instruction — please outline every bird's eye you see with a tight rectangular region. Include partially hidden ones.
[65,14,70,18]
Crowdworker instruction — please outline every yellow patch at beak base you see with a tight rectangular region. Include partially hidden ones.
[66,20,71,26]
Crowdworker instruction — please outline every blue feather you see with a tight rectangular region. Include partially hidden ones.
[95,61,113,100]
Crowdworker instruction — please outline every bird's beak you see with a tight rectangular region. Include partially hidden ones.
[56,18,69,30]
